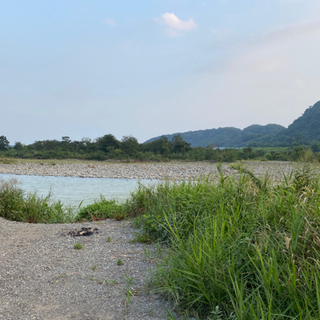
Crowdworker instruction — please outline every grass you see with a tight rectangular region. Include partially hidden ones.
[124,163,320,319]
[0,179,76,223]
[76,196,127,221]
[73,243,83,250]
[0,179,127,223]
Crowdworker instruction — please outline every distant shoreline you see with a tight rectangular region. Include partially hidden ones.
[0,160,299,181]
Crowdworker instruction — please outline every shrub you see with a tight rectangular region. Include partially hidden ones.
[0,179,75,223]
[76,196,127,221]
[129,165,320,319]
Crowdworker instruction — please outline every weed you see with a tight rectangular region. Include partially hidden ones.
[130,231,152,244]
[101,276,119,285]
[106,236,112,242]
[0,179,76,223]
[127,166,320,319]
[124,274,135,286]
[91,265,97,271]
[76,196,127,221]
[117,259,124,266]
[74,243,82,250]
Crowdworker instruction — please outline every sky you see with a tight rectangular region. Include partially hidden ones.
[1,0,320,145]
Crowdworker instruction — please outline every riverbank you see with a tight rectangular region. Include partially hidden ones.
[0,217,178,319]
[0,160,304,181]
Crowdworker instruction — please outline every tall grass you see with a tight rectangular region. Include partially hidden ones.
[128,164,320,319]
[0,179,76,223]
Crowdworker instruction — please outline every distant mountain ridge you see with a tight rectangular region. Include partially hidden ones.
[145,124,286,148]
[145,101,320,148]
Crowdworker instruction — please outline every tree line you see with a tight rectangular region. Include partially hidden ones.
[0,134,319,162]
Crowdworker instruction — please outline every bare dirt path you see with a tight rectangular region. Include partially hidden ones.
[0,218,178,320]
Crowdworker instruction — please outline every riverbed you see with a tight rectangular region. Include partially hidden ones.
[0,160,308,207]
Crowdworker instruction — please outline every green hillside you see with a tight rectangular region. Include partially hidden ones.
[146,101,320,148]
[278,101,320,141]
[145,124,285,148]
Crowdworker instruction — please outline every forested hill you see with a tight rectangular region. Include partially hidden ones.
[145,124,286,148]
[276,101,320,142]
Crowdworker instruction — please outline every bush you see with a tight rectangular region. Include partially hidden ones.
[129,165,320,319]
[0,179,75,223]
[76,196,127,221]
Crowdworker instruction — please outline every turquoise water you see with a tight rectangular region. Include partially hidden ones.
[0,174,159,207]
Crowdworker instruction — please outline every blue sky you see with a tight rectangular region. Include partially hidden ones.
[1,0,320,144]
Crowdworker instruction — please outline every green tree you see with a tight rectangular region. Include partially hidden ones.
[96,134,120,153]
[170,134,191,153]
[0,136,9,150]
[121,136,141,157]
[13,142,23,150]
[61,136,71,151]
[144,136,170,156]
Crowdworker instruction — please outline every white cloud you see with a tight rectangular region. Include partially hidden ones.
[103,18,116,26]
[155,13,197,36]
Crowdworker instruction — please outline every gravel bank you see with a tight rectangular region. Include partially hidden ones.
[0,161,302,181]
[0,218,179,320]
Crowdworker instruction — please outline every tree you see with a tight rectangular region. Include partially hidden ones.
[13,142,23,150]
[96,134,120,153]
[144,136,170,155]
[61,136,71,151]
[121,136,141,157]
[170,134,191,154]
[0,136,9,150]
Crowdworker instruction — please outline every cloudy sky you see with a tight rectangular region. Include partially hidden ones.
[1,0,320,144]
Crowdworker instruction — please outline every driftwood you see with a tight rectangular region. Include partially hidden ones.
[68,226,99,237]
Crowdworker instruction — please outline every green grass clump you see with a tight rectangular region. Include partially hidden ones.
[0,179,75,223]
[74,243,83,250]
[76,196,127,221]
[128,164,320,319]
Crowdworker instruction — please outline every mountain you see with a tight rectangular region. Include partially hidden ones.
[145,124,286,148]
[146,101,320,148]
[278,101,320,142]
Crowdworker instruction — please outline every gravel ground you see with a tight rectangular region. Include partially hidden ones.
[0,218,179,320]
[0,160,304,181]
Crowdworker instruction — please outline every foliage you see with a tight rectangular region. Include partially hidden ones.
[145,124,286,148]
[0,135,9,151]
[127,165,320,319]
[74,243,83,250]
[2,129,320,162]
[76,196,127,221]
[0,179,75,223]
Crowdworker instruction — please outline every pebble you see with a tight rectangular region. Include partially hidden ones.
[0,160,303,181]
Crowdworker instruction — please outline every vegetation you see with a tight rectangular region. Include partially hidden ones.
[147,100,320,149]
[2,132,320,163]
[145,124,286,148]
[73,243,83,250]
[0,179,75,223]
[77,196,127,221]
[1,101,320,162]
[3,160,320,318]
[124,164,320,319]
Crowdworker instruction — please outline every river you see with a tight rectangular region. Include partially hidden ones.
[0,174,159,207]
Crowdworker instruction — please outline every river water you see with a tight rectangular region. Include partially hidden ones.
[0,174,160,207]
